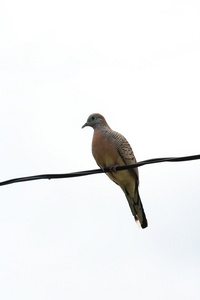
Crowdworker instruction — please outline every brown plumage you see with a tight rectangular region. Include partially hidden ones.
[82,113,148,229]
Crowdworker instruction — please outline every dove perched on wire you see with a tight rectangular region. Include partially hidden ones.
[82,113,148,229]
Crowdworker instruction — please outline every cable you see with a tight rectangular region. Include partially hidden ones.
[0,154,200,187]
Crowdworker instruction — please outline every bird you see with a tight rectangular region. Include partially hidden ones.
[82,113,148,229]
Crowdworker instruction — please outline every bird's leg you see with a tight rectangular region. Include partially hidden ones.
[101,164,119,173]
[109,164,119,173]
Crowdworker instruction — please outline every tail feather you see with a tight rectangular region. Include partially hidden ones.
[125,187,148,229]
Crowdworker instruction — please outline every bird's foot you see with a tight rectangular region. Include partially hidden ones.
[101,164,119,173]
[109,164,119,173]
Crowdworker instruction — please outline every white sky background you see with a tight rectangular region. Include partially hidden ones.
[0,0,200,299]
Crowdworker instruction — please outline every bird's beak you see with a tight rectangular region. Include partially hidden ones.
[82,122,88,129]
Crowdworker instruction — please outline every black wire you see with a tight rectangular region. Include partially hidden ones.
[0,154,200,187]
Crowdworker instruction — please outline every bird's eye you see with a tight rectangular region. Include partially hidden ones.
[91,116,96,121]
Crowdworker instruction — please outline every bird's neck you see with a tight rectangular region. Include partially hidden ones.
[94,123,110,132]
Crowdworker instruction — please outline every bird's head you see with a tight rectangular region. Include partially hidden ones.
[82,113,108,130]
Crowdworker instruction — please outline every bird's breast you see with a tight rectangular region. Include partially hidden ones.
[92,129,118,168]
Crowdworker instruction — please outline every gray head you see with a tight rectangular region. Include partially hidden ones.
[82,113,109,130]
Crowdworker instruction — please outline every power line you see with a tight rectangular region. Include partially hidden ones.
[0,154,200,187]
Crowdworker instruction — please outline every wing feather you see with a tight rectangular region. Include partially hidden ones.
[110,131,139,183]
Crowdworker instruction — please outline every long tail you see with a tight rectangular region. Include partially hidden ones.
[124,187,148,229]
